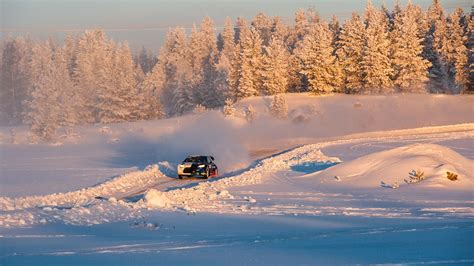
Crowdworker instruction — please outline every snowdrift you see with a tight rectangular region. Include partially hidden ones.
[310,144,473,190]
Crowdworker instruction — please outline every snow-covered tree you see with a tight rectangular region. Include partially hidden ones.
[234,17,249,44]
[295,23,342,94]
[140,63,165,119]
[73,30,113,123]
[244,104,256,122]
[336,13,366,93]
[97,43,141,123]
[390,1,431,92]
[424,0,449,92]
[271,16,289,42]
[215,17,235,101]
[251,12,273,46]
[360,0,393,93]
[157,27,195,115]
[230,27,264,99]
[222,98,236,116]
[193,104,206,114]
[24,42,62,140]
[269,94,288,119]
[286,10,309,50]
[466,7,474,93]
[134,46,157,74]
[261,37,290,95]
[0,37,33,125]
[446,8,469,93]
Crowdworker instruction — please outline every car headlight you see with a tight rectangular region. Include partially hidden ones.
[198,164,205,168]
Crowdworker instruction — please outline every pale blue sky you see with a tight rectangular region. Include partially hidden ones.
[1,0,471,51]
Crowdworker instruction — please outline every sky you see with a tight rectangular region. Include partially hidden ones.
[1,0,471,51]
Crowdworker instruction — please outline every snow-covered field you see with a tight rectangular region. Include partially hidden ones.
[1,94,473,265]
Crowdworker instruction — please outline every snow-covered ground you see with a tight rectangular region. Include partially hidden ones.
[1,94,473,265]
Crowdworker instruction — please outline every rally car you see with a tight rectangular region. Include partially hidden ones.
[177,155,218,179]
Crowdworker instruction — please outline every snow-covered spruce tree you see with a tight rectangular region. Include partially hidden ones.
[390,1,431,92]
[73,30,114,124]
[97,43,141,124]
[336,13,366,93]
[295,23,343,94]
[446,8,469,93]
[270,16,289,42]
[0,36,33,125]
[134,46,157,74]
[54,47,79,134]
[244,104,256,123]
[222,98,236,117]
[215,17,235,102]
[24,42,62,141]
[63,34,78,77]
[230,27,264,99]
[140,62,165,120]
[234,17,249,44]
[156,27,196,115]
[466,7,474,93]
[269,94,288,119]
[424,0,450,93]
[251,12,273,46]
[328,15,341,49]
[286,10,310,51]
[261,37,290,95]
[360,0,393,93]
[198,17,224,108]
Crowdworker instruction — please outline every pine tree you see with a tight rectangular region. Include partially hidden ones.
[360,0,393,93]
[466,7,474,93]
[295,23,342,94]
[215,17,235,101]
[390,1,431,92]
[269,94,288,119]
[446,8,469,93]
[261,37,290,95]
[54,47,78,133]
[24,42,62,140]
[286,10,309,50]
[244,104,256,122]
[135,46,157,74]
[424,0,449,92]
[98,43,141,123]
[271,16,289,42]
[0,37,33,125]
[234,17,249,44]
[222,98,236,116]
[251,12,273,46]
[336,13,366,93]
[157,27,195,114]
[73,30,113,123]
[140,63,166,119]
[230,27,264,99]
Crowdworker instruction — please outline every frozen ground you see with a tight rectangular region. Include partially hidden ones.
[0,94,473,265]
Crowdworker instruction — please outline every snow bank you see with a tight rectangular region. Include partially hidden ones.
[311,144,473,190]
[145,189,171,209]
[0,165,165,226]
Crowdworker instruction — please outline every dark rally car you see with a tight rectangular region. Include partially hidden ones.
[177,155,218,179]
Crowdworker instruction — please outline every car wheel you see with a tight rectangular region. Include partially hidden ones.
[178,175,183,179]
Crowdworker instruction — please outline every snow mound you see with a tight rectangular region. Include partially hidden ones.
[312,144,473,190]
[145,189,171,209]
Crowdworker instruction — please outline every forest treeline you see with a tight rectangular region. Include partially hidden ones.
[0,0,473,140]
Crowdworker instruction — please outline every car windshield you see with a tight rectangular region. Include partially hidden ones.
[183,156,207,163]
